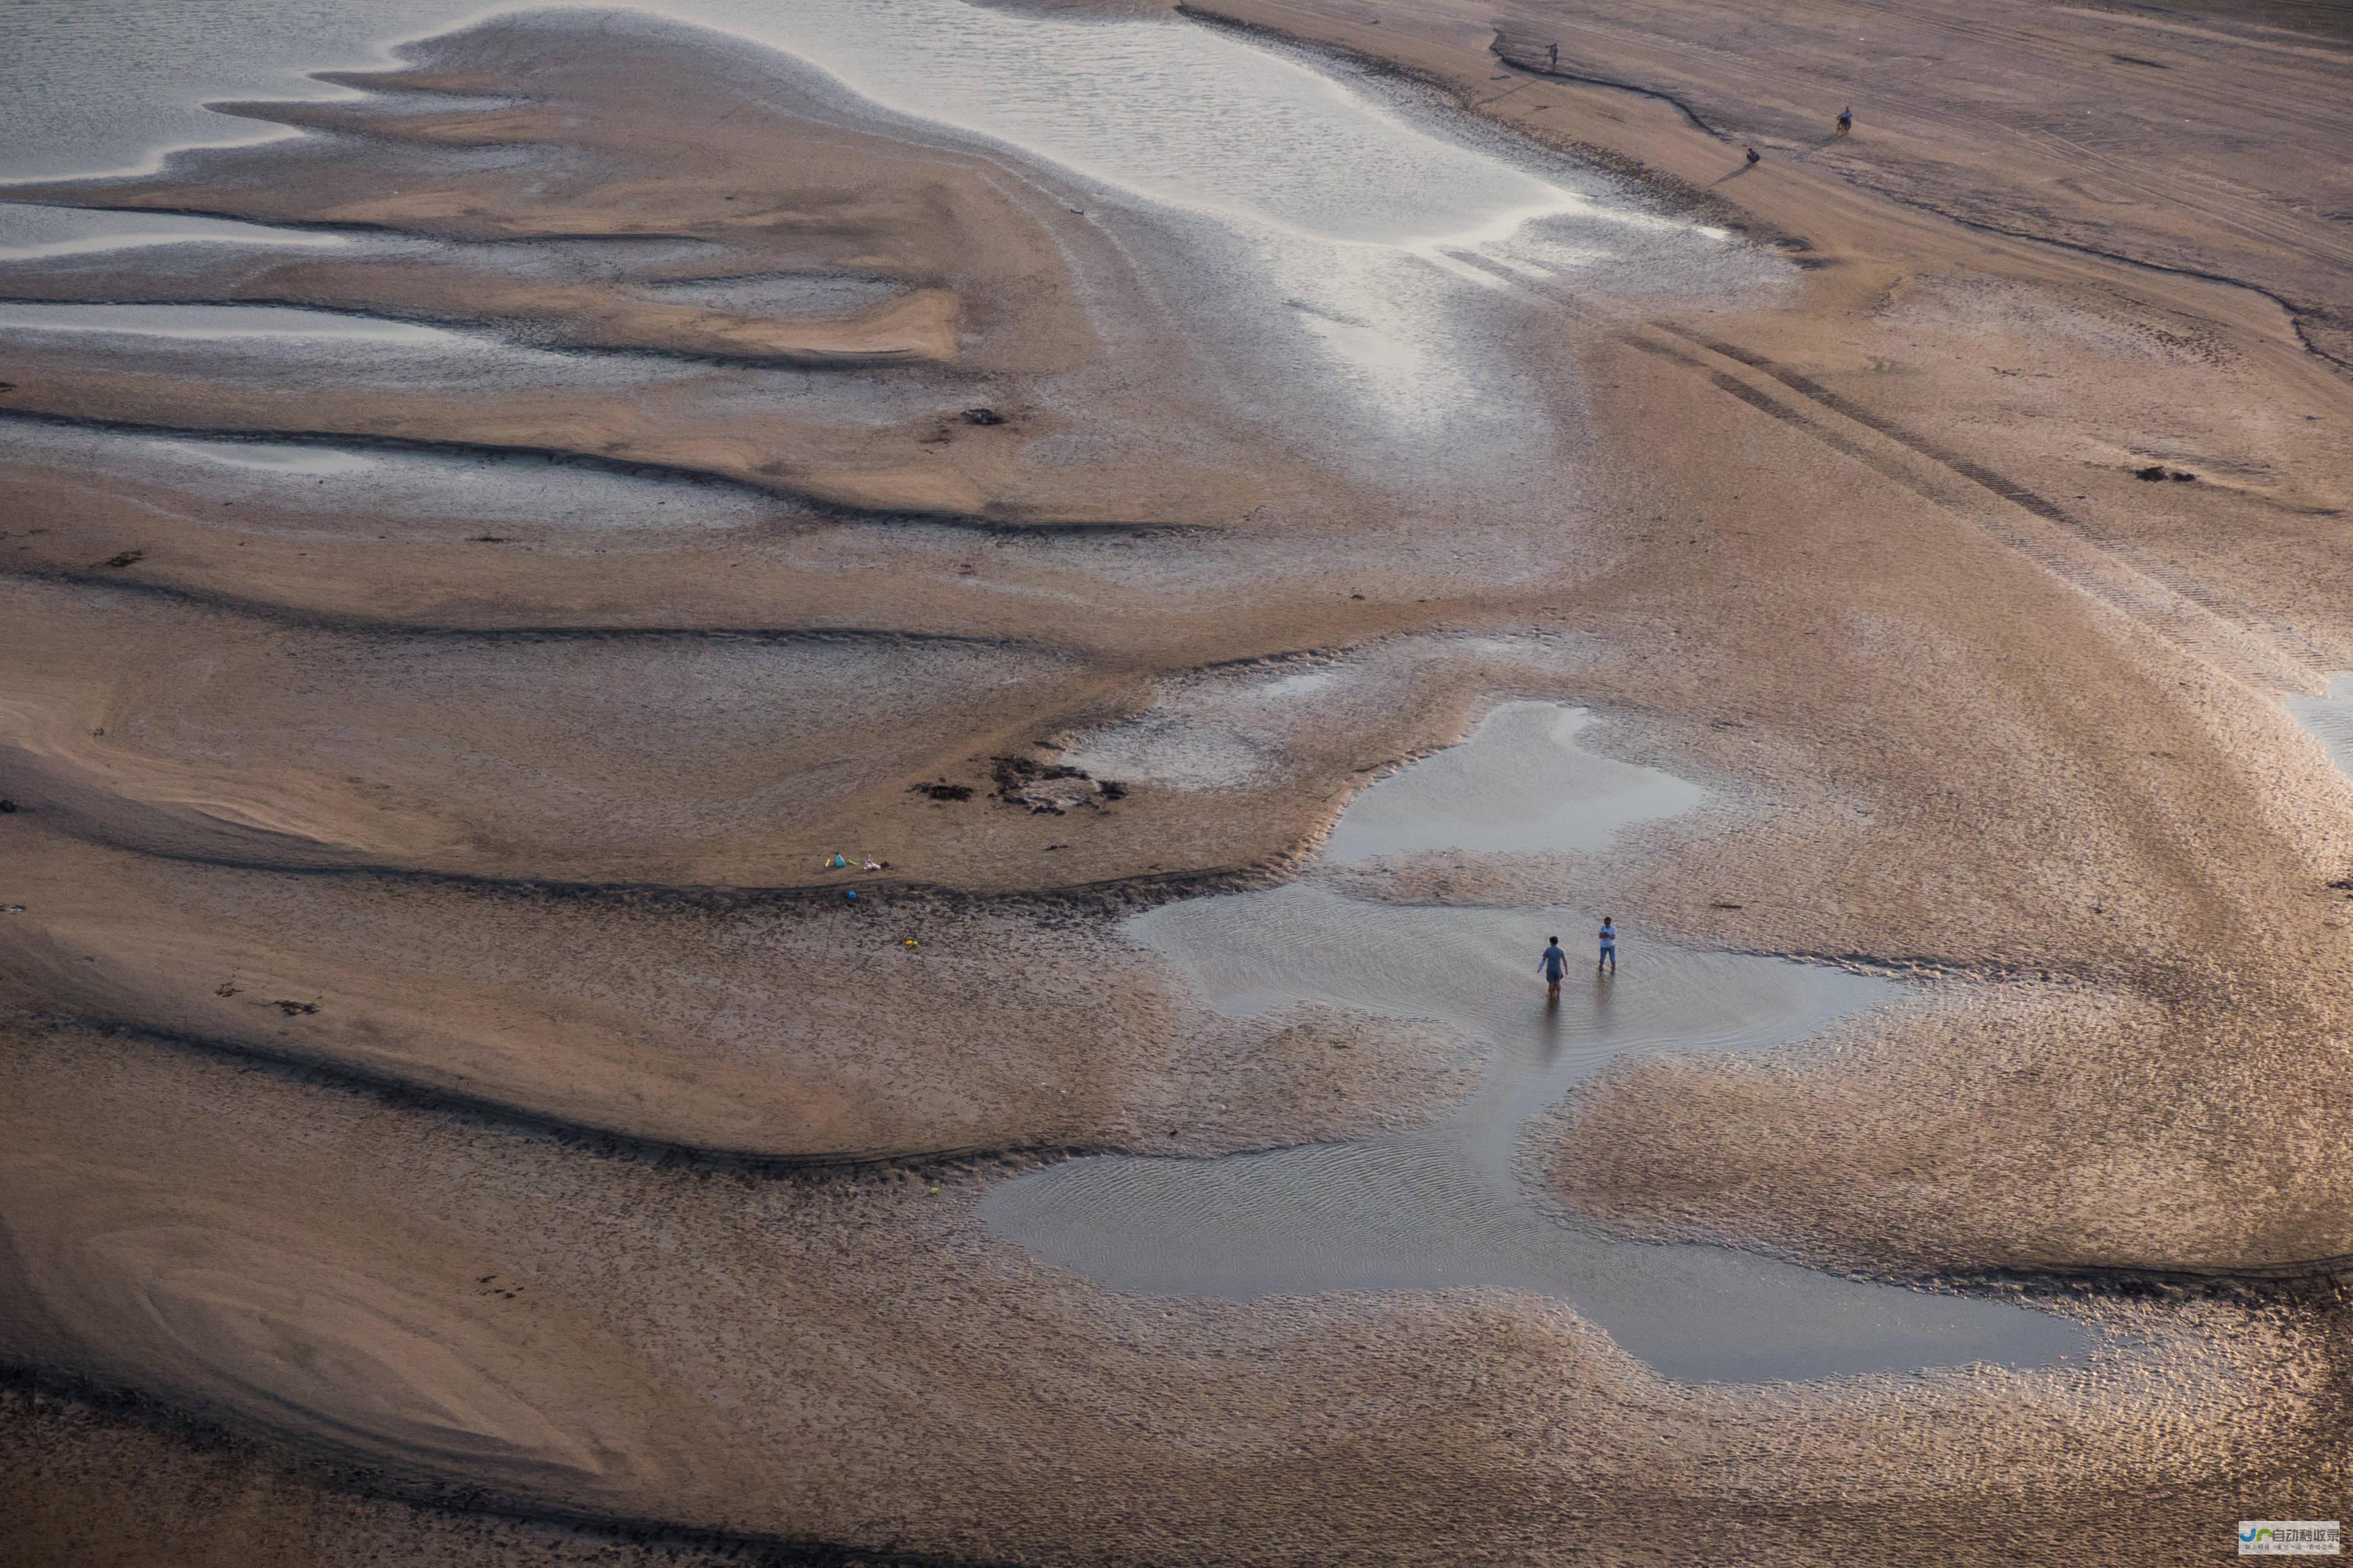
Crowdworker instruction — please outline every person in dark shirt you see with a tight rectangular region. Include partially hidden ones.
[1539,936,1568,1000]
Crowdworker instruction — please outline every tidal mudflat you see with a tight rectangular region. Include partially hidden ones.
[5,0,2353,1563]
[988,704,2087,1383]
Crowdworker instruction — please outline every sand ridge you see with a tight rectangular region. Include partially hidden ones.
[5,1012,2345,1565]
[5,0,2353,1559]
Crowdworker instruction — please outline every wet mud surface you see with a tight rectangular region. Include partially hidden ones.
[988,706,2087,1383]
[6,0,2353,1562]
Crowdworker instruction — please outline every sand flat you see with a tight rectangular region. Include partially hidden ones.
[6,0,2353,1560]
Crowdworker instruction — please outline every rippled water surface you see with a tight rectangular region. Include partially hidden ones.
[988,704,2089,1383]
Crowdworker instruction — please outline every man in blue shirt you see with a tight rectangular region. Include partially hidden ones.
[1539,936,1568,1000]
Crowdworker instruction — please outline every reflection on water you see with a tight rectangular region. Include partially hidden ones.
[0,201,352,258]
[633,272,908,318]
[2,0,1776,448]
[985,704,2089,1383]
[2287,673,2353,781]
[1326,701,1710,862]
[7,0,1640,247]
[155,439,381,477]
[718,0,1739,430]
[0,301,465,342]
[728,0,1629,252]
[0,422,774,536]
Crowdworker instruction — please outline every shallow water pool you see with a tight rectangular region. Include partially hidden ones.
[986,704,2089,1383]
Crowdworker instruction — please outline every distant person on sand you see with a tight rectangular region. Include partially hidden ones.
[1745,145,1761,166]
[1837,106,1853,136]
[1540,936,1568,1000]
[1597,917,1618,975]
[1548,42,1558,69]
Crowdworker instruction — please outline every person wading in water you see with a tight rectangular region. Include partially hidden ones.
[1539,935,1569,1001]
[1597,917,1618,976]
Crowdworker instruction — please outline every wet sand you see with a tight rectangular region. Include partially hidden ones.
[5,0,2353,1561]
[983,704,2090,1385]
